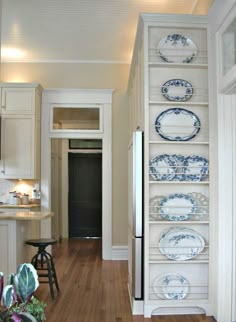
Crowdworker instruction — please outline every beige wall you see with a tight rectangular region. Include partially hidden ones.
[1,62,130,245]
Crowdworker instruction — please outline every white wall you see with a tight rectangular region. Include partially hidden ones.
[1,62,130,245]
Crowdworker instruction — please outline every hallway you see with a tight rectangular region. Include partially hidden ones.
[35,239,216,322]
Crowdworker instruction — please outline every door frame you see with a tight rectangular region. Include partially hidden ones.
[41,89,113,260]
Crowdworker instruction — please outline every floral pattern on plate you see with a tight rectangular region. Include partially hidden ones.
[155,108,201,141]
[159,227,205,261]
[149,154,208,182]
[153,273,189,300]
[159,193,198,221]
[157,34,198,63]
[161,79,193,102]
[149,154,177,181]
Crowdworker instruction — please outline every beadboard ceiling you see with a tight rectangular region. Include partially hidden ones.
[1,0,213,64]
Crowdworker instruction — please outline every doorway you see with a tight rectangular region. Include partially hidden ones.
[68,153,102,238]
[41,88,113,259]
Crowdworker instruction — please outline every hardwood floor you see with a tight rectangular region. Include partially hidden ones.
[35,239,216,322]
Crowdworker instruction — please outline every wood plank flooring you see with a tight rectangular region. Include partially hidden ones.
[34,239,216,322]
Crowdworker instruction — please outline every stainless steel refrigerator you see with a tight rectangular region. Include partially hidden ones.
[131,130,144,300]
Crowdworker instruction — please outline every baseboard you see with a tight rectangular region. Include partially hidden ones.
[112,245,128,260]
[127,283,144,315]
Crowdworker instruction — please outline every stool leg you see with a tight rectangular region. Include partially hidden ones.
[31,253,39,268]
[29,246,60,301]
[44,254,56,302]
[45,250,60,293]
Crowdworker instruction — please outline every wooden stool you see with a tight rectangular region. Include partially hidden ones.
[25,238,60,301]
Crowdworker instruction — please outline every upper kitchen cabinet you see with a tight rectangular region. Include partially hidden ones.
[0,83,42,179]
[1,86,37,114]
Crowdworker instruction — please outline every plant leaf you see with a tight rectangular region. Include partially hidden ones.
[0,272,4,302]
[11,312,22,322]
[14,264,39,303]
[18,312,38,322]
[2,284,15,308]
[8,273,15,285]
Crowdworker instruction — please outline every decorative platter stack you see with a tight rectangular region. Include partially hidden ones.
[150,33,208,301]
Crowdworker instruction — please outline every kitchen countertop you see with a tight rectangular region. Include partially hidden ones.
[0,204,40,209]
[0,211,53,220]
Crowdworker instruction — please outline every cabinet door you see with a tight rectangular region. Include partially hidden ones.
[0,115,36,179]
[1,88,36,114]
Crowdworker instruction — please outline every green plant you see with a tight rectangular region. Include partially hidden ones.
[0,263,46,322]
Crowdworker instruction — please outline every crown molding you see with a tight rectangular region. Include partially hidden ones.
[1,59,130,64]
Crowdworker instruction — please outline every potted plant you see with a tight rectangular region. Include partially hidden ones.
[0,263,46,322]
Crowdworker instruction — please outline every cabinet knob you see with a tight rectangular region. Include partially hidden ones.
[1,170,5,174]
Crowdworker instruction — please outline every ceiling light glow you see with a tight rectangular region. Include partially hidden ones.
[1,48,25,59]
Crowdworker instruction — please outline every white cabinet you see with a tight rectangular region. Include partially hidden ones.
[1,87,37,114]
[128,14,212,317]
[0,83,42,179]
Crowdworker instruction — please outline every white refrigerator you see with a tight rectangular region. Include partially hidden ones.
[131,130,144,300]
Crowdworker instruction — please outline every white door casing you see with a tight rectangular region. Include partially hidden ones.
[209,1,236,320]
[41,89,113,260]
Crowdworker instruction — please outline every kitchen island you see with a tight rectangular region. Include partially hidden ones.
[0,210,53,279]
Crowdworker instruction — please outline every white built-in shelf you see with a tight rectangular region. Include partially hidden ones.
[149,180,210,184]
[148,62,208,69]
[149,141,209,145]
[149,101,208,106]
[149,221,209,225]
[149,260,209,264]
[148,297,209,302]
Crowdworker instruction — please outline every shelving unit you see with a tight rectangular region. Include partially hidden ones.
[128,14,213,317]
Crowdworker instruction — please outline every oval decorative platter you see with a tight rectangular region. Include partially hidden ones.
[159,226,205,261]
[182,155,209,181]
[157,34,198,63]
[149,154,176,181]
[153,273,189,300]
[155,108,201,141]
[161,79,193,102]
[159,193,197,221]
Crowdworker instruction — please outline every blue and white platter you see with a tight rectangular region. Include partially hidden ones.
[162,79,193,102]
[155,108,201,141]
[182,155,209,181]
[157,34,198,63]
[159,227,205,261]
[159,193,197,221]
[153,273,189,300]
[149,154,176,181]
[149,154,208,182]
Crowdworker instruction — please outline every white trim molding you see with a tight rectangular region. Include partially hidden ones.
[1,59,130,64]
[112,245,128,260]
[41,88,113,260]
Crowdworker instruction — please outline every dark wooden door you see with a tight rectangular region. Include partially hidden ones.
[68,153,102,238]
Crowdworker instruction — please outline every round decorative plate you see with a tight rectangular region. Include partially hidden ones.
[182,155,209,181]
[159,227,205,261]
[161,79,193,102]
[157,34,198,63]
[159,193,197,221]
[155,108,201,141]
[149,154,177,181]
[153,273,189,300]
